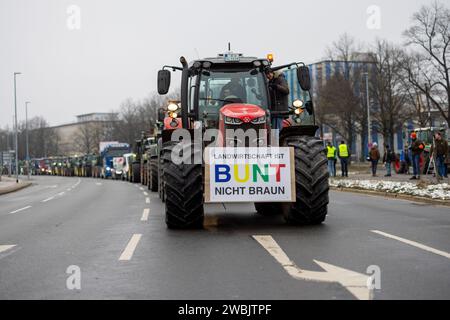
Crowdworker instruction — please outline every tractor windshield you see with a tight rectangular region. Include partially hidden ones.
[197,69,269,120]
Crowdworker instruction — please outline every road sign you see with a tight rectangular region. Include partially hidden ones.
[205,147,295,203]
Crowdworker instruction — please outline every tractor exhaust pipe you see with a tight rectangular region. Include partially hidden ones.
[180,56,189,128]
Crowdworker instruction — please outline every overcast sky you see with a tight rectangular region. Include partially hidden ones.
[0,0,436,128]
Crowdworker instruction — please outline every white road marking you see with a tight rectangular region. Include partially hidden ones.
[140,187,144,191]
[143,191,148,196]
[57,192,65,196]
[253,235,372,300]
[71,178,81,189]
[145,197,150,204]
[67,188,71,191]
[141,208,150,221]
[9,206,32,214]
[42,196,55,203]
[371,230,450,260]
[0,245,16,254]
[119,234,142,261]
[96,182,102,186]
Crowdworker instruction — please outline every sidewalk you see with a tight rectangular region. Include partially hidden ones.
[0,175,32,195]
[330,163,450,203]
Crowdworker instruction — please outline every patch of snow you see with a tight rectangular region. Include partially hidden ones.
[329,179,450,200]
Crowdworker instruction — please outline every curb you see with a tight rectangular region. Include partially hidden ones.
[0,181,33,195]
[330,186,450,207]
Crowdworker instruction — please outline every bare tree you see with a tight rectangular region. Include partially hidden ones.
[403,1,450,126]
[370,40,413,148]
[318,73,362,154]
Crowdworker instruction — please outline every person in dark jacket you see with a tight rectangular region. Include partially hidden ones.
[409,132,424,180]
[430,132,449,181]
[266,68,289,130]
[369,142,381,177]
[220,74,246,102]
[383,145,396,177]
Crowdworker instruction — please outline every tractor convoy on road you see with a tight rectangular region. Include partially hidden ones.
[22,51,450,229]
[25,51,336,228]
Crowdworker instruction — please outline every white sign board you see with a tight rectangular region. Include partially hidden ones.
[205,147,295,203]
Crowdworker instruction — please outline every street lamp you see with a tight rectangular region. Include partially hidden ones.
[14,72,21,183]
[362,72,371,149]
[25,101,31,180]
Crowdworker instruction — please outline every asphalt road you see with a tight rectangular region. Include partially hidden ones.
[0,175,449,300]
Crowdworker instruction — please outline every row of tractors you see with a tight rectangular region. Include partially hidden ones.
[30,51,332,230]
[29,143,133,180]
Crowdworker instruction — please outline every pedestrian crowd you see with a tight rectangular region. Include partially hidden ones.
[325,131,449,181]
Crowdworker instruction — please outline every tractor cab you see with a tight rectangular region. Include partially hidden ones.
[157,52,314,144]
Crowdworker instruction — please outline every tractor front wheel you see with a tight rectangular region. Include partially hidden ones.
[282,135,329,224]
[162,141,204,229]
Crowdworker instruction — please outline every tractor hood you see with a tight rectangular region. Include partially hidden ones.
[220,104,266,123]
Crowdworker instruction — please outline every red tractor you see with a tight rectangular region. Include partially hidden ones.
[156,52,329,229]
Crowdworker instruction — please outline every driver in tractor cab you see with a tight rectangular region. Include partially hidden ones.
[265,67,290,130]
[220,74,246,103]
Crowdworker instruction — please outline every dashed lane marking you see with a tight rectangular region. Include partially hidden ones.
[0,245,16,254]
[57,192,65,196]
[253,235,372,300]
[145,197,150,204]
[42,196,55,203]
[372,230,450,260]
[143,191,148,196]
[141,208,150,221]
[119,234,142,261]
[9,206,32,214]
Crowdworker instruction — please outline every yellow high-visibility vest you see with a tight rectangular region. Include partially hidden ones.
[339,144,349,157]
[327,146,336,158]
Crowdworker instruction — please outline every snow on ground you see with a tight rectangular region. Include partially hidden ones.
[329,179,450,200]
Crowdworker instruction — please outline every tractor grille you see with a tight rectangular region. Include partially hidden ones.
[224,123,267,147]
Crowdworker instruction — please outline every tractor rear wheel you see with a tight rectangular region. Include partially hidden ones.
[282,135,329,224]
[162,141,204,229]
[132,163,141,183]
[149,157,158,192]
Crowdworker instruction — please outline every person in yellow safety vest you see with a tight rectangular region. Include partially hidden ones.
[326,141,337,177]
[338,140,350,177]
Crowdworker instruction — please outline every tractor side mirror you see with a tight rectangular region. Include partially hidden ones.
[157,70,171,95]
[297,66,311,91]
[157,108,165,122]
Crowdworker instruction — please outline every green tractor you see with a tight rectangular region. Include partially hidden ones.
[410,127,449,174]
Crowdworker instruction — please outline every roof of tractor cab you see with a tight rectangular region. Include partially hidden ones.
[189,54,270,68]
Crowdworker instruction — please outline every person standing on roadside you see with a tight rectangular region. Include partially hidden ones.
[326,141,337,177]
[369,142,381,177]
[338,140,350,177]
[383,145,395,177]
[410,132,425,180]
[430,132,448,181]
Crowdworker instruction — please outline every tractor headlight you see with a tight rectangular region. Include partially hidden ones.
[251,116,266,124]
[168,103,178,112]
[294,108,303,115]
[225,116,243,125]
[292,99,304,108]
[169,111,178,119]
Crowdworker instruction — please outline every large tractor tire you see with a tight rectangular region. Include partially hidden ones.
[132,163,141,183]
[162,141,204,229]
[281,135,329,224]
[149,157,158,192]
